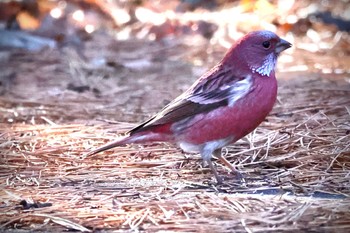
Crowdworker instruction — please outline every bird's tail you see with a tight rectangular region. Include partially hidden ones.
[85,132,173,157]
[85,135,133,157]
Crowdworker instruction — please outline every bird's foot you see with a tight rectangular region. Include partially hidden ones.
[231,170,246,185]
[215,175,223,185]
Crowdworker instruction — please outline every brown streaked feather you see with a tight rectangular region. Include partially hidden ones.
[129,67,252,135]
[129,98,228,135]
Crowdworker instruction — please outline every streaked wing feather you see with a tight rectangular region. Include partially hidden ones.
[129,98,228,135]
[129,67,252,135]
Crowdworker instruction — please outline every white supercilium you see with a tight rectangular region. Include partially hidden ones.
[250,53,277,77]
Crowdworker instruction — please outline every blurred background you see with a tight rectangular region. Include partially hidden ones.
[0,0,349,123]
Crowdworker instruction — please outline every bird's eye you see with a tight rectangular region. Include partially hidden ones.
[262,41,271,49]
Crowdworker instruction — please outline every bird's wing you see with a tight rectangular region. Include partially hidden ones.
[129,66,253,135]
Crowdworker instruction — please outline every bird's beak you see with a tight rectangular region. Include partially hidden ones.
[275,38,292,54]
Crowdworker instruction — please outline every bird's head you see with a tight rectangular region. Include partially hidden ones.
[223,30,292,77]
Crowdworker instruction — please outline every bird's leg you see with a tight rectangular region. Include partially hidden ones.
[206,158,223,184]
[213,149,244,181]
[200,150,223,184]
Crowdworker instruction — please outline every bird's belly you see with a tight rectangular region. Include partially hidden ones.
[178,135,233,154]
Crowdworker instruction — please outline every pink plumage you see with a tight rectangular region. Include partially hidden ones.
[87,30,292,183]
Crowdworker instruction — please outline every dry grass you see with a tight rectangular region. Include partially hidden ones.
[0,22,349,231]
[1,73,349,232]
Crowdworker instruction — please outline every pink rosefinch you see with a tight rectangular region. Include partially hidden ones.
[87,30,291,183]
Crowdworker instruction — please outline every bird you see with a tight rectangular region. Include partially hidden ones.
[87,30,292,184]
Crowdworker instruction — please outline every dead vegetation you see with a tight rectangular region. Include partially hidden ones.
[1,70,349,232]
